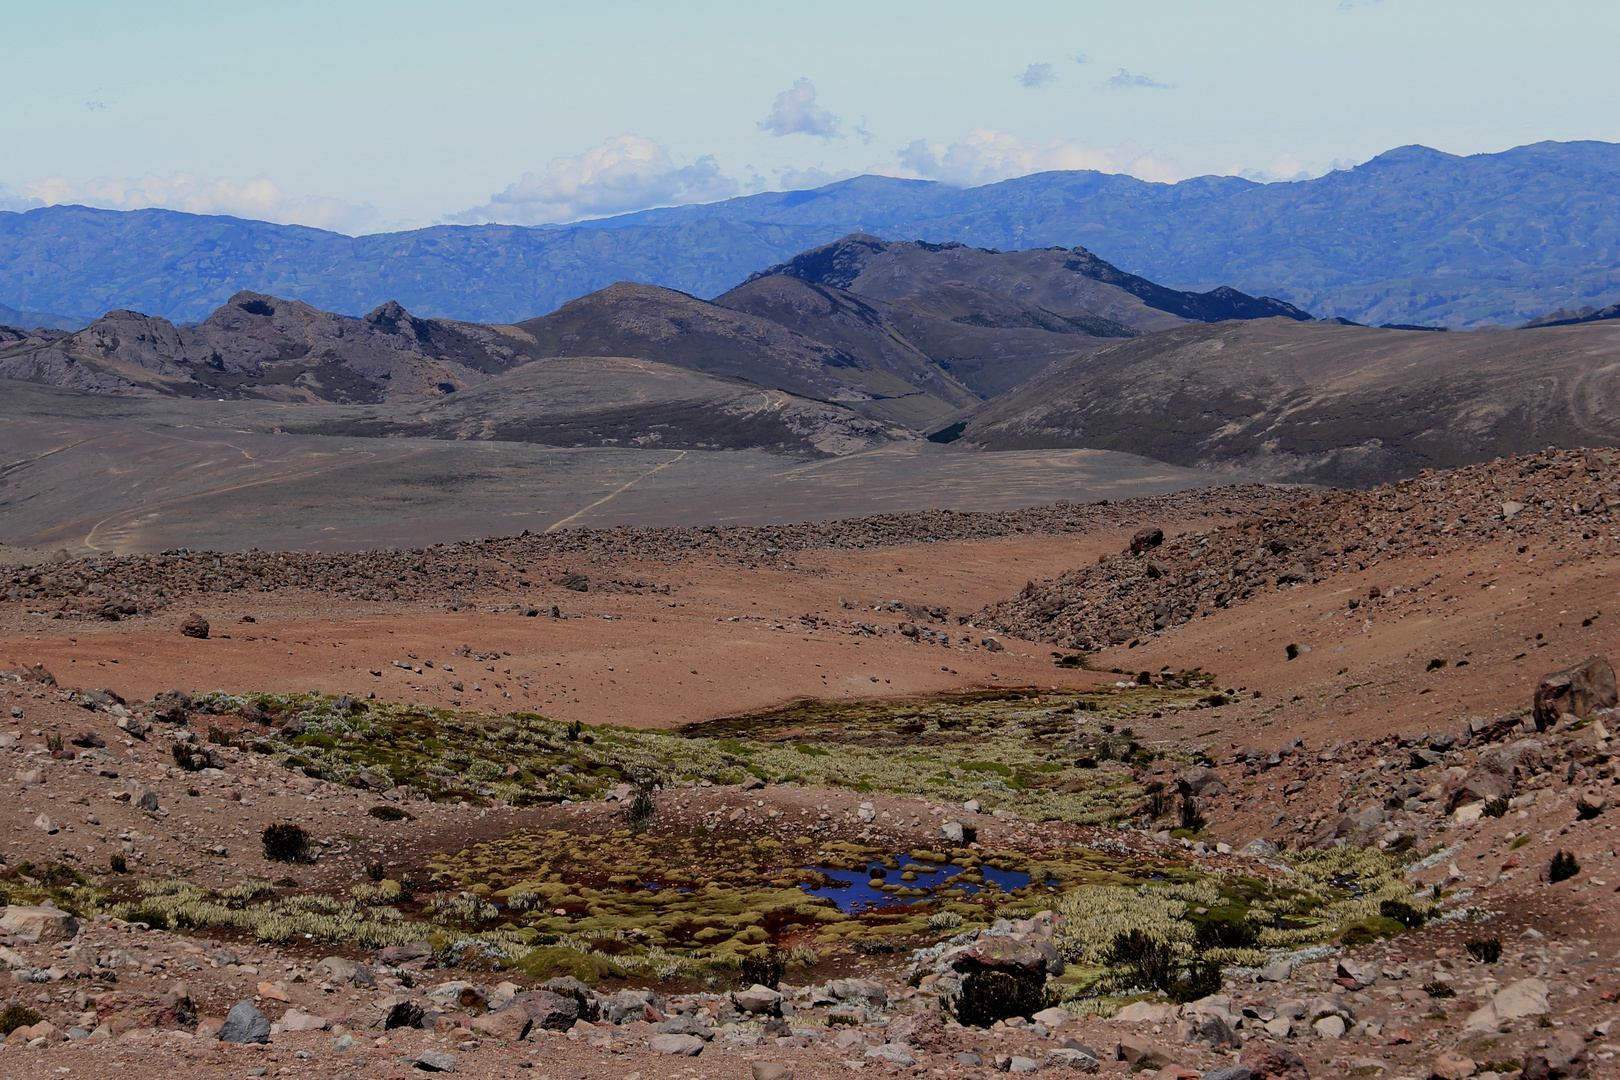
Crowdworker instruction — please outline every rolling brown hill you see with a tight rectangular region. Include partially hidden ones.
[515,281,981,427]
[951,317,1620,486]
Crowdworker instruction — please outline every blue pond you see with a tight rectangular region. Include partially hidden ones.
[799,856,1034,913]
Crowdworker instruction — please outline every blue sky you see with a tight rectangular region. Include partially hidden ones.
[2,0,1616,233]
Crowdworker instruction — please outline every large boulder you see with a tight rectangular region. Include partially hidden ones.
[1177,766,1228,798]
[947,935,1049,977]
[826,977,888,1008]
[94,990,194,1034]
[217,1000,270,1044]
[151,690,193,724]
[0,904,78,943]
[650,1033,705,1056]
[1534,656,1618,729]
[1130,528,1165,554]
[1115,1035,1178,1069]
[1465,979,1550,1031]
[512,989,579,1030]
[735,984,783,1015]
[470,1004,532,1042]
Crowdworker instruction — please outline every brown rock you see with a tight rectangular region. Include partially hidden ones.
[1522,1030,1588,1080]
[1430,1051,1477,1080]
[470,1004,532,1042]
[884,1009,947,1049]
[1240,1041,1310,1080]
[94,990,194,1033]
[1115,1035,1178,1069]
[512,989,580,1030]
[1130,527,1165,554]
[948,934,1049,976]
[180,613,210,639]
[1533,655,1617,730]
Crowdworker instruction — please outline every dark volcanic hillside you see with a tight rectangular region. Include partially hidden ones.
[515,281,981,426]
[953,317,1620,486]
[0,291,547,402]
[747,234,1310,329]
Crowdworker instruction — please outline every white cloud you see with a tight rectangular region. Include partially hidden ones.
[889,128,1183,188]
[1020,63,1056,88]
[1105,68,1170,89]
[0,174,376,232]
[1234,154,1316,183]
[758,78,840,138]
[453,135,739,225]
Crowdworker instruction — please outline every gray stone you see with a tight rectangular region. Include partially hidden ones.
[0,904,78,943]
[865,1044,917,1066]
[735,983,783,1014]
[412,1049,457,1072]
[649,1033,705,1056]
[1257,959,1293,982]
[315,956,376,987]
[218,1000,270,1044]
[1204,1067,1253,1080]
[1047,1048,1101,1072]
[1009,1056,1041,1073]
[826,977,887,1007]
[656,1014,714,1041]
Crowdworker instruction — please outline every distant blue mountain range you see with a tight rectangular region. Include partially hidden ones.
[2,140,1617,328]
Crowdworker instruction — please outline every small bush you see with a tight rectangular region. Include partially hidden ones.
[1423,980,1456,998]
[1465,937,1503,964]
[262,823,314,864]
[367,805,411,822]
[1195,916,1259,950]
[1106,929,1174,992]
[45,732,63,753]
[1484,798,1509,818]
[1427,658,1447,671]
[740,947,785,989]
[1510,834,1531,850]
[1550,850,1581,883]
[1167,961,1224,1004]
[1379,898,1428,929]
[566,720,582,742]
[853,939,895,955]
[109,854,127,874]
[206,725,235,746]
[366,862,386,882]
[0,1005,41,1035]
[952,969,1050,1027]
[626,787,656,828]
[1178,797,1207,834]
[929,910,964,931]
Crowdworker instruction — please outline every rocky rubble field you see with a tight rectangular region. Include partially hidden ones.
[982,449,1620,650]
[1,485,1292,618]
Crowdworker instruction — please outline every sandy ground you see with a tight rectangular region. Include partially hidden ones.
[0,528,1186,729]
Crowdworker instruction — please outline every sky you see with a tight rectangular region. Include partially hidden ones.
[1,0,1617,234]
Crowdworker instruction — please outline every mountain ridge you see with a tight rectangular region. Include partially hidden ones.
[3,140,1620,327]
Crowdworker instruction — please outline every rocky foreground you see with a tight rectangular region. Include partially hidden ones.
[2,451,1620,1079]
